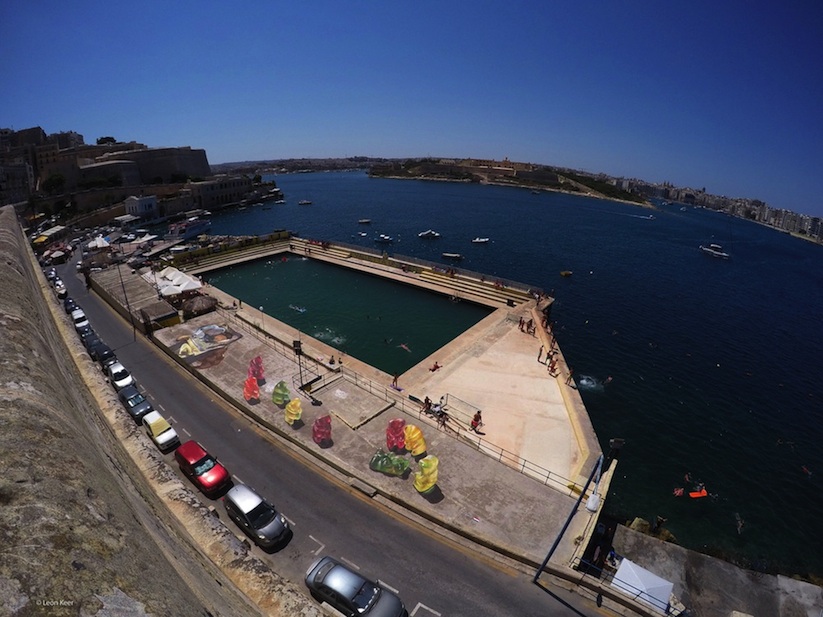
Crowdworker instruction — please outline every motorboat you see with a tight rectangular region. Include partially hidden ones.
[699,243,730,259]
[418,229,440,238]
[442,252,463,260]
[165,217,211,241]
[358,219,371,224]
[560,270,573,277]
[298,199,312,205]
[471,237,489,243]
[375,234,393,243]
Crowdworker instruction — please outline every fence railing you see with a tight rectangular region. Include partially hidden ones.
[568,556,686,616]
[211,300,582,496]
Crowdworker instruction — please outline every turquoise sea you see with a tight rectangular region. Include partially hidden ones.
[203,170,823,579]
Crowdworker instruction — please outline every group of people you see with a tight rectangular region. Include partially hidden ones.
[518,316,535,335]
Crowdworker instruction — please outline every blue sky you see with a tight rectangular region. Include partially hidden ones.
[2,1,822,216]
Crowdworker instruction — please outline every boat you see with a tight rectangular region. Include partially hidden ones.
[298,200,312,205]
[374,234,393,243]
[699,243,730,259]
[471,237,489,243]
[358,219,371,224]
[442,252,463,260]
[165,217,211,241]
[357,232,367,237]
[289,304,306,313]
[418,229,440,238]
[560,270,573,277]
[274,199,285,204]
[680,206,687,211]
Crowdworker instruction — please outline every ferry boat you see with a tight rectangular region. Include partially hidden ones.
[418,229,440,238]
[699,243,730,259]
[165,217,211,241]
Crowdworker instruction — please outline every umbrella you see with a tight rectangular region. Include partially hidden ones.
[611,559,673,614]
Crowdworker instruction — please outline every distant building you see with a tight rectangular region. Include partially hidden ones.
[98,146,211,184]
[124,195,158,220]
[187,175,252,210]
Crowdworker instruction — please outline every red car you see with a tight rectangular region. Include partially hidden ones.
[174,440,231,497]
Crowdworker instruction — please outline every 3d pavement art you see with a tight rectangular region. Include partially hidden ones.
[284,398,303,425]
[312,415,332,446]
[172,324,242,369]
[243,375,260,403]
[369,449,411,477]
[272,380,291,407]
[247,355,265,385]
[414,455,439,494]
[386,418,406,452]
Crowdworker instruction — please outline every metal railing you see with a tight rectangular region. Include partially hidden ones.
[569,556,687,616]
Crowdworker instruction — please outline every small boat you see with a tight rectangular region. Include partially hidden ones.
[375,234,393,243]
[418,229,440,238]
[289,304,306,313]
[699,243,730,259]
[298,199,312,205]
[471,237,489,243]
[560,270,573,277]
[274,199,285,204]
[680,206,687,211]
[357,232,367,237]
[358,219,371,224]
[442,252,463,260]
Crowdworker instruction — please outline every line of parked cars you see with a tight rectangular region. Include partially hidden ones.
[49,265,406,616]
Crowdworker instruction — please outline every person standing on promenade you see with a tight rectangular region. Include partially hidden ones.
[537,345,544,363]
[565,368,574,385]
[471,411,484,433]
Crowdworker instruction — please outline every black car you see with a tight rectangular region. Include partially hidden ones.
[89,342,115,364]
[63,297,78,314]
[117,385,154,423]
[83,333,103,352]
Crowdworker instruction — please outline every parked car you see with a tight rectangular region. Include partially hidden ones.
[117,385,154,423]
[105,361,134,391]
[100,352,119,372]
[174,440,231,497]
[71,308,89,331]
[45,268,57,282]
[82,333,102,352]
[63,297,78,314]
[89,342,114,364]
[305,556,406,617]
[223,484,289,549]
[141,411,180,452]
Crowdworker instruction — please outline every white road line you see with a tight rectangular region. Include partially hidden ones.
[340,557,360,570]
[157,404,166,412]
[182,428,192,437]
[232,474,244,485]
[308,535,325,555]
[377,580,399,594]
[167,415,176,423]
[411,603,442,616]
[283,515,296,526]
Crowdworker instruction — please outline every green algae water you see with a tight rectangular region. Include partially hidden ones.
[204,256,492,376]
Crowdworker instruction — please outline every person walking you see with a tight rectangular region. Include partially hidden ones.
[565,368,574,385]
[537,345,544,363]
[471,411,484,433]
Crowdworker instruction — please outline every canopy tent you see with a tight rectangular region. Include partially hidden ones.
[610,559,673,614]
[144,265,202,297]
[87,236,110,249]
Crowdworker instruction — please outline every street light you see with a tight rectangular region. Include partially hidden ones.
[116,263,136,341]
[533,453,603,584]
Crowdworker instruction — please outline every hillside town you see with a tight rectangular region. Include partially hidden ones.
[2,125,821,244]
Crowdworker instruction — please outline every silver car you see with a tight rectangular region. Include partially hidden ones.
[223,484,289,549]
[305,556,406,617]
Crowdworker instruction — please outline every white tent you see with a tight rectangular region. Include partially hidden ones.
[87,236,110,249]
[610,559,673,614]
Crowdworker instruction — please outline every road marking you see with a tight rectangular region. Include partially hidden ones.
[182,428,192,437]
[157,404,166,412]
[377,579,399,594]
[411,603,442,616]
[232,474,244,485]
[283,515,296,526]
[308,535,325,555]
[167,415,176,423]
[340,557,360,570]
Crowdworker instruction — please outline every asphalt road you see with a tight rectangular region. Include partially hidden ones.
[56,258,607,617]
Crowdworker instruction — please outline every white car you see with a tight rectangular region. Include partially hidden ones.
[71,308,89,331]
[106,362,134,391]
[142,411,180,452]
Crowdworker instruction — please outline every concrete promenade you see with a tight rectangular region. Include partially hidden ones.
[88,237,823,615]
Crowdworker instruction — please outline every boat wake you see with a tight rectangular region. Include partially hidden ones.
[577,375,605,392]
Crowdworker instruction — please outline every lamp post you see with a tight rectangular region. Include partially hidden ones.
[117,263,136,341]
[533,453,603,584]
[293,338,304,390]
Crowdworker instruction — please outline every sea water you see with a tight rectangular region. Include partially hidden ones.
[204,170,823,578]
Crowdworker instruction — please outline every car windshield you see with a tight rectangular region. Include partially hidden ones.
[246,501,276,529]
[126,393,145,408]
[352,582,379,611]
[193,456,216,475]
[112,369,128,381]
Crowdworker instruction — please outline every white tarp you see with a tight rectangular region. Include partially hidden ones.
[143,266,202,296]
[610,559,673,614]
[87,236,110,249]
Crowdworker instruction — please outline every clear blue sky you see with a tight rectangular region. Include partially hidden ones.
[3,1,822,216]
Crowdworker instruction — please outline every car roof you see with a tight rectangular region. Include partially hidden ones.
[143,411,172,436]
[226,484,263,513]
[71,308,86,318]
[176,440,207,463]
[118,384,140,398]
[324,563,367,598]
